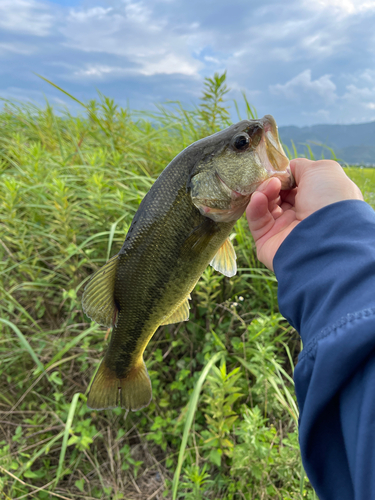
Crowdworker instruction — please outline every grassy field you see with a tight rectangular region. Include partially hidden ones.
[0,74,374,500]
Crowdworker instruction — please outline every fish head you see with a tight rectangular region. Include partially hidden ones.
[189,115,295,222]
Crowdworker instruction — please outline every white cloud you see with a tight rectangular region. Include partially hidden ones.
[72,56,199,79]
[299,32,345,58]
[301,109,331,121]
[204,56,220,64]
[341,83,375,113]
[61,3,202,77]
[1,86,62,104]
[123,1,153,24]
[74,65,127,78]
[348,69,375,86]
[0,0,53,36]
[140,53,199,76]
[312,0,375,14]
[0,43,36,55]
[270,70,337,103]
[68,7,113,22]
[338,70,375,113]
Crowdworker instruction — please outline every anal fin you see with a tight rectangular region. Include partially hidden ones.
[210,238,237,277]
[161,297,190,325]
[82,254,119,328]
[87,358,152,411]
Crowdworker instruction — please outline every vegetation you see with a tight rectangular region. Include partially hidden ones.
[0,73,373,500]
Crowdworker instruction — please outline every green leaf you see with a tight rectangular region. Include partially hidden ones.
[75,478,85,492]
[209,448,222,467]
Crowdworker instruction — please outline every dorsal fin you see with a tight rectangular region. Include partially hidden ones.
[161,297,190,325]
[82,254,119,327]
[210,238,237,277]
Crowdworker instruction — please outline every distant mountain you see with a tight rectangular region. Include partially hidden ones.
[278,121,375,165]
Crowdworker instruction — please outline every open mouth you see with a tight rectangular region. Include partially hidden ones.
[257,116,295,189]
[259,117,290,173]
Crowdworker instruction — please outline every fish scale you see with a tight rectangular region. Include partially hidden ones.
[82,116,294,410]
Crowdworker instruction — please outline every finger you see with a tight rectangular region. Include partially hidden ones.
[279,201,293,212]
[269,194,281,213]
[246,191,275,241]
[271,204,284,219]
[257,176,281,199]
[254,177,282,215]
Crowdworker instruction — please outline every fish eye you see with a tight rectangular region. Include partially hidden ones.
[232,133,251,151]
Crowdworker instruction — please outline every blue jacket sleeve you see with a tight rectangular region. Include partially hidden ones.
[273,200,375,500]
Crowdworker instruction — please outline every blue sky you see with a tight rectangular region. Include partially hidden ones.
[1,0,375,126]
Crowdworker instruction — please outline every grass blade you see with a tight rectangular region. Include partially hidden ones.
[19,431,65,475]
[172,351,224,500]
[55,392,82,487]
[44,324,100,370]
[35,74,110,137]
[0,318,44,372]
[106,214,126,261]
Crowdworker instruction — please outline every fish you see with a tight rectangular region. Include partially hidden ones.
[82,115,294,411]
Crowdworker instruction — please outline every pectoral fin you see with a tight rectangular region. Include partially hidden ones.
[161,297,190,325]
[184,218,218,254]
[210,238,237,277]
[82,254,119,327]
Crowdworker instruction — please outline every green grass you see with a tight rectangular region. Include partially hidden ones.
[0,73,373,500]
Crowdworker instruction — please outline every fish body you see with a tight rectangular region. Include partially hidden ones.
[82,115,294,410]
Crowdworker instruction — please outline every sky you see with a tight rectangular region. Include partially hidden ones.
[1,0,375,126]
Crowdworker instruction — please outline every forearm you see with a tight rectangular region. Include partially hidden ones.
[274,200,375,500]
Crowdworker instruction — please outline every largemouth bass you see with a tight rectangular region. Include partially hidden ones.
[82,115,294,411]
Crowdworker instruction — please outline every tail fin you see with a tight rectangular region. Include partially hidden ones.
[87,359,152,411]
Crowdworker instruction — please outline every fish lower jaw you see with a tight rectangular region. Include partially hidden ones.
[195,196,250,222]
[216,172,245,199]
[217,175,271,198]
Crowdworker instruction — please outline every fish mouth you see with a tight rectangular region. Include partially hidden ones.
[258,115,295,190]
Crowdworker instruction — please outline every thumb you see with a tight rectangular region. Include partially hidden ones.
[289,158,315,186]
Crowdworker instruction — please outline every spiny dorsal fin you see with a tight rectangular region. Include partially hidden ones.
[161,297,190,325]
[210,238,237,277]
[82,254,119,327]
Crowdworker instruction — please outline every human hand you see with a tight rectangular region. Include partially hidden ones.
[246,158,364,271]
